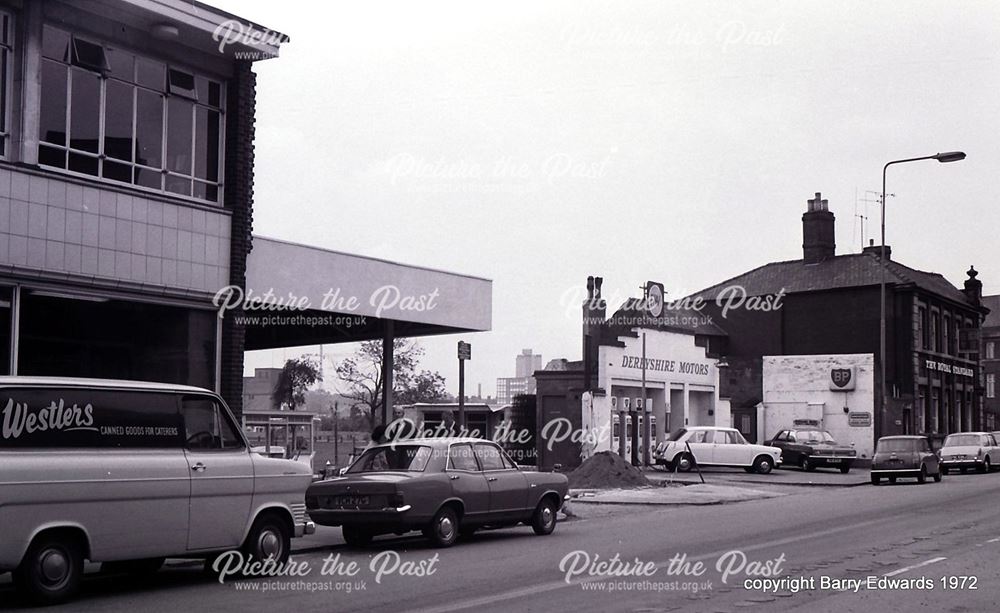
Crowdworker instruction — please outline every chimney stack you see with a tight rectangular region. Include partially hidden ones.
[582,276,605,390]
[862,237,891,261]
[802,192,835,263]
[964,266,983,306]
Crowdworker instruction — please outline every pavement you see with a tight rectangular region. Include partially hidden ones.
[7,469,999,612]
[645,464,873,487]
[569,483,786,505]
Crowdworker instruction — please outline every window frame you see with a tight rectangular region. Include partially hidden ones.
[473,442,509,472]
[37,26,226,205]
[180,394,246,452]
[446,442,482,472]
[0,10,13,159]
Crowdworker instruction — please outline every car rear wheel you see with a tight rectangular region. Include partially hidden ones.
[917,465,927,484]
[342,526,373,548]
[13,534,84,606]
[933,470,942,483]
[424,506,460,548]
[753,455,774,475]
[801,457,815,472]
[870,475,880,485]
[531,498,558,536]
[674,453,695,472]
[979,458,991,474]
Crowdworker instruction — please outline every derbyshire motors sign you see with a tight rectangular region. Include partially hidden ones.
[619,356,711,376]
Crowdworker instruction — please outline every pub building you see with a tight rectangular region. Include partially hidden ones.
[0,1,492,420]
[690,192,989,445]
[534,276,727,470]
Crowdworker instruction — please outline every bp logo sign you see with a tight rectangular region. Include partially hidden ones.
[829,367,856,391]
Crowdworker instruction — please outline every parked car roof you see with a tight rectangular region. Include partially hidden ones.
[371,437,499,448]
[878,435,926,440]
[0,376,213,395]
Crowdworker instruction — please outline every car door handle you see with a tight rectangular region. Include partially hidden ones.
[449,475,460,480]
[191,463,207,472]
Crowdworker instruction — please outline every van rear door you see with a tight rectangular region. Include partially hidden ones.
[180,395,254,551]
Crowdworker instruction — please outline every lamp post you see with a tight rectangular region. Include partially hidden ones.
[880,151,965,435]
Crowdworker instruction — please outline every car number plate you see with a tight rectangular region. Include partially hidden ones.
[335,495,370,507]
[827,459,841,463]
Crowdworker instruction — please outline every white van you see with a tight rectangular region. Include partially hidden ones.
[0,377,315,605]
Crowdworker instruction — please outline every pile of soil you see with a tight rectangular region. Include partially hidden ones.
[568,451,652,489]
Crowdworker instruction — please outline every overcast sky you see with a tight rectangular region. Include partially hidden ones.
[216,0,1000,397]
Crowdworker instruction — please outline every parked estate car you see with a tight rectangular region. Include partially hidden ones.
[871,435,942,485]
[765,428,857,473]
[0,377,315,605]
[938,432,1000,474]
[306,438,570,548]
[653,426,782,474]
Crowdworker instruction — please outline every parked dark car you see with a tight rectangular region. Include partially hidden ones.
[765,428,857,473]
[871,436,942,485]
[306,437,569,548]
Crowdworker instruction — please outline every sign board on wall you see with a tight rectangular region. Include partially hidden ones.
[829,367,856,391]
[848,412,872,427]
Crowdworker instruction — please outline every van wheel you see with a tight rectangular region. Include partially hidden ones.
[933,470,942,483]
[424,506,459,548]
[342,526,373,548]
[531,498,558,536]
[101,557,165,576]
[13,534,84,606]
[753,455,774,475]
[242,515,291,564]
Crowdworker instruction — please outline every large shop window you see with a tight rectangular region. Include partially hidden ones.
[17,291,215,389]
[0,286,11,375]
[38,26,224,203]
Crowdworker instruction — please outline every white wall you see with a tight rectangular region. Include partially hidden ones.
[762,354,876,459]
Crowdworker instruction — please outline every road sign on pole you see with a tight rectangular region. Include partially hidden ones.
[457,341,471,429]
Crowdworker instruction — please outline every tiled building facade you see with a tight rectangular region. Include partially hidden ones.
[0,0,283,415]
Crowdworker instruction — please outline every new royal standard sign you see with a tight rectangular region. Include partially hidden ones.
[829,366,856,391]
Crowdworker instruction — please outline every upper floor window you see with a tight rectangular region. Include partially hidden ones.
[0,12,11,158]
[988,342,996,360]
[38,26,224,204]
[917,306,927,349]
[942,315,951,355]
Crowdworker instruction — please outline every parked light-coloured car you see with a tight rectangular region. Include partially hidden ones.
[939,432,1000,474]
[0,377,315,605]
[653,426,782,474]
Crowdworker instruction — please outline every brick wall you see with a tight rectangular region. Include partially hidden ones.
[219,61,257,417]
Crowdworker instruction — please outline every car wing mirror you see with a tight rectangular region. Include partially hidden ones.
[338,467,348,476]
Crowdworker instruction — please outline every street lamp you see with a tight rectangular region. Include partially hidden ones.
[879,151,965,436]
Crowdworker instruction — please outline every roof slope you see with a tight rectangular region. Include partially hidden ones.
[688,252,971,305]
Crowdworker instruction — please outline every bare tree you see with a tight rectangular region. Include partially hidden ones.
[335,339,448,427]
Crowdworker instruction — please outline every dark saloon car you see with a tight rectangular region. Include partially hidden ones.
[765,428,857,473]
[871,436,942,485]
[306,438,570,548]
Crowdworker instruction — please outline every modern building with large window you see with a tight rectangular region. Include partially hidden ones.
[0,1,493,419]
[0,0,278,413]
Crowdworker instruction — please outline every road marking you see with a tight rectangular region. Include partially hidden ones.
[884,557,947,577]
[406,516,901,613]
